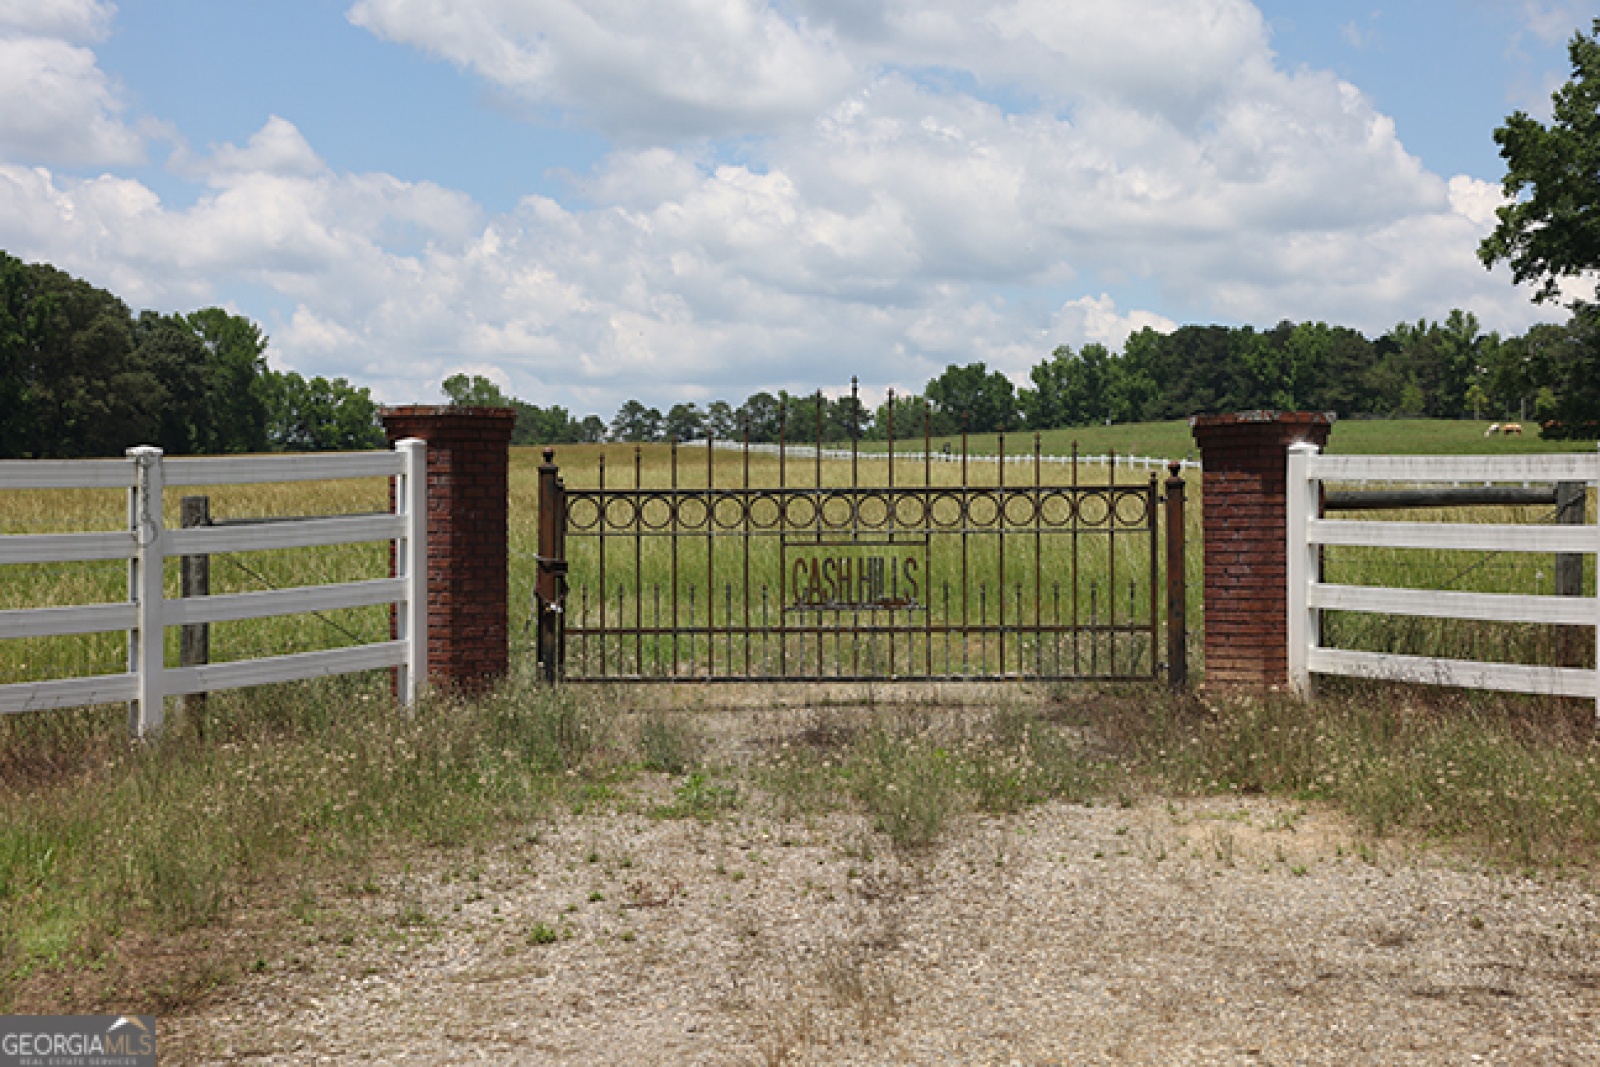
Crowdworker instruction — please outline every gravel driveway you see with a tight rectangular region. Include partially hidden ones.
[163,701,1600,1066]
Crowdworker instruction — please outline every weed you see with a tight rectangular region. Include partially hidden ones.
[636,711,702,775]
[850,732,961,851]
[526,922,560,946]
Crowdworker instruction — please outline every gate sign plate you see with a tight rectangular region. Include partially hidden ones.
[784,538,927,613]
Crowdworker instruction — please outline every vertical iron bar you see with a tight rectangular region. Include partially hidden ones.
[1108,448,1117,677]
[778,401,788,679]
[1034,432,1043,678]
[1090,581,1099,676]
[1072,441,1080,676]
[654,584,662,676]
[1148,473,1160,679]
[706,434,715,678]
[925,400,933,677]
[744,417,752,676]
[1053,581,1061,676]
[635,445,644,677]
[851,376,859,490]
[670,439,679,676]
[998,429,1006,675]
[598,452,607,678]
[962,413,970,677]
[1165,461,1188,690]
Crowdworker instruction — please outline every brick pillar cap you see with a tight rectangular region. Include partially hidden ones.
[380,404,516,420]
[1190,410,1337,431]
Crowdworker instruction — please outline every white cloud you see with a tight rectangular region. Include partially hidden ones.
[1052,295,1176,353]
[0,35,142,165]
[1518,1,1593,45]
[0,2,1571,416]
[346,0,857,140]
[0,0,114,41]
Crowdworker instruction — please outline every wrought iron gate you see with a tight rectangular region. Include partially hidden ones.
[534,390,1187,686]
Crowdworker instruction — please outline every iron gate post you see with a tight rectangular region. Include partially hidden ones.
[536,448,568,682]
[1165,461,1188,691]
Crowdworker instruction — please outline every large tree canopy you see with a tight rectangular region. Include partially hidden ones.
[1479,19,1600,305]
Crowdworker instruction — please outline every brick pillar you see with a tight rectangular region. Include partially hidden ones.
[381,405,517,695]
[1191,411,1334,688]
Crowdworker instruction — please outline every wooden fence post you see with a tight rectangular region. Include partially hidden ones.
[1555,480,1585,668]
[179,495,210,733]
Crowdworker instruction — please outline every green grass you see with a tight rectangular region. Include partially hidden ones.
[0,668,618,1009]
[1087,683,1600,870]
[862,417,1593,462]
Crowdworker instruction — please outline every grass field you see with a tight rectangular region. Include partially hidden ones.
[860,416,1597,462]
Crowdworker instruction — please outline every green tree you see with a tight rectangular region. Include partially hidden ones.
[264,371,383,450]
[1479,19,1600,305]
[441,373,511,407]
[664,401,705,441]
[737,391,784,442]
[184,307,270,452]
[924,362,1018,433]
[610,399,662,442]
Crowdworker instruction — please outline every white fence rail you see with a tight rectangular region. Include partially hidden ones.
[1287,443,1600,713]
[0,441,428,737]
[709,439,1199,474]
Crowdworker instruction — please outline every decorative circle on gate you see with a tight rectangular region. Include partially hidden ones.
[640,494,675,530]
[784,495,818,530]
[1077,491,1110,527]
[676,496,709,530]
[966,491,1000,528]
[604,496,637,529]
[567,495,602,531]
[714,494,746,529]
[930,492,964,528]
[749,494,782,529]
[1115,491,1150,526]
[893,493,926,529]
[822,492,854,529]
[1039,491,1075,527]
[1002,491,1036,526]
[857,494,890,529]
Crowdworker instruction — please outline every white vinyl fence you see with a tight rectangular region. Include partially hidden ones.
[709,439,1199,474]
[1287,442,1600,713]
[0,440,428,737]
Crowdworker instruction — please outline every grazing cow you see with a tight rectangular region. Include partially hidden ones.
[1485,423,1501,437]
[1503,422,1523,436]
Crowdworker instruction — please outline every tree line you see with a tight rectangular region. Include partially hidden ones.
[582,306,1599,445]
[0,252,384,458]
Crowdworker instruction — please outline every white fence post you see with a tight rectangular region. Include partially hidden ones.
[396,438,428,705]
[1286,441,1318,698]
[127,446,166,739]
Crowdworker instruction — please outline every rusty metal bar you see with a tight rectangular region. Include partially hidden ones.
[1165,460,1188,690]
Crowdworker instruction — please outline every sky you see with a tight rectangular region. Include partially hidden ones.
[0,0,1596,419]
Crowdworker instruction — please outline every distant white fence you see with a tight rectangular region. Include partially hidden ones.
[0,441,428,738]
[709,439,1199,474]
[1287,443,1600,713]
